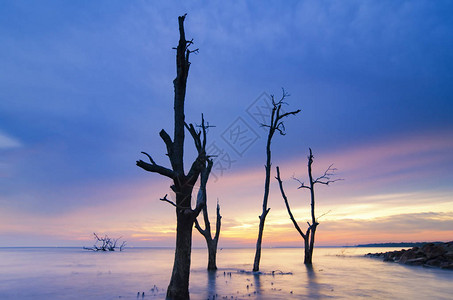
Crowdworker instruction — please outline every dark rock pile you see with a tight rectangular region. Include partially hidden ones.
[365,241,453,270]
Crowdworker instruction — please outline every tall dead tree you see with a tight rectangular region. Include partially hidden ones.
[253,90,300,272]
[193,121,220,270]
[275,148,341,264]
[136,14,209,300]
[194,197,221,270]
[190,119,221,271]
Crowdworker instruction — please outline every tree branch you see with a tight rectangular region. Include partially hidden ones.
[292,176,311,190]
[278,109,302,120]
[314,164,344,185]
[317,210,331,220]
[193,159,213,216]
[186,154,205,186]
[159,129,173,154]
[315,178,344,186]
[214,199,222,242]
[260,207,271,220]
[263,90,301,136]
[136,153,175,179]
[84,233,126,252]
[160,194,177,207]
[185,122,202,152]
[141,151,156,165]
[186,114,211,185]
[276,167,306,239]
[194,218,206,235]
[159,194,190,209]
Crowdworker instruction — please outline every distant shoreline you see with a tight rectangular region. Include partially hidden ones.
[0,243,446,249]
[355,242,443,248]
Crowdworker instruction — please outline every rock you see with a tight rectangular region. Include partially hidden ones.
[405,257,426,266]
[422,243,447,259]
[440,263,453,270]
[425,256,449,267]
[398,250,416,263]
[365,241,453,270]
[383,251,397,262]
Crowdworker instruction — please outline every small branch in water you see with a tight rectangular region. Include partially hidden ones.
[238,269,293,275]
[83,233,126,251]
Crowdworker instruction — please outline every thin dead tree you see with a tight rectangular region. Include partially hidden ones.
[275,148,341,264]
[191,119,221,271]
[136,14,210,299]
[194,196,221,270]
[253,90,300,272]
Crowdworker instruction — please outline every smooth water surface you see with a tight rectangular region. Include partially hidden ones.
[0,247,452,299]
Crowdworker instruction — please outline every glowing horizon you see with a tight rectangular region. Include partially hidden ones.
[1,130,451,248]
[1,1,452,249]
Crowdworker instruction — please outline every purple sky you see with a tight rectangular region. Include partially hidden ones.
[0,1,452,247]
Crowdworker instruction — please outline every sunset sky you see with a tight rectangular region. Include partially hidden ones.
[1,1,452,248]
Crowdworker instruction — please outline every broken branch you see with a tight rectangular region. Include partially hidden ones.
[276,166,306,239]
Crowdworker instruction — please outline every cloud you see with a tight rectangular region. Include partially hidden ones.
[316,211,453,245]
[276,130,453,195]
[1,128,451,247]
[231,211,453,246]
[324,212,453,233]
[1,1,452,247]
[0,131,21,148]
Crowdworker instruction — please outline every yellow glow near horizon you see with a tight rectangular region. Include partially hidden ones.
[1,131,452,247]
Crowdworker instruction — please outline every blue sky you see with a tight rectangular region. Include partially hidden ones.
[0,1,452,247]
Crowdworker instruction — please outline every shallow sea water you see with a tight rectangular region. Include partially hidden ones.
[0,247,452,299]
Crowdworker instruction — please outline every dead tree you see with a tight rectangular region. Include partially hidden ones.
[136,14,210,300]
[192,119,220,271]
[252,90,300,272]
[83,233,126,251]
[275,148,341,264]
[194,197,221,270]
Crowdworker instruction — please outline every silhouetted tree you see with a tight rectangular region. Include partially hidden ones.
[83,233,126,251]
[188,119,220,271]
[191,118,220,271]
[275,148,341,264]
[253,90,300,272]
[136,14,210,299]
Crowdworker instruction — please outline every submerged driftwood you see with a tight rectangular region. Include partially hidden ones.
[365,241,453,269]
[83,233,126,251]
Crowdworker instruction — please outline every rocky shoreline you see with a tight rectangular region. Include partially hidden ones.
[365,241,453,270]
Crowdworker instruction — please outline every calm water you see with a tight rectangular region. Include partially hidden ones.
[0,247,452,299]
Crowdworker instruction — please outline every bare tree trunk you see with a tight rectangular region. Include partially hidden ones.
[195,192,221,270]
[253,139,272,272]
[305,149,316,264]
[167,209,194,300]
[306,225,317,264]
[253,91,300,272]
[136,14,210,300]
[207,239,218,270]
[304,232,311,264]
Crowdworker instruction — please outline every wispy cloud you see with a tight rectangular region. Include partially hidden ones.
[316,212,453,245]
[324,212,453,233]
[0,131,21,149]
